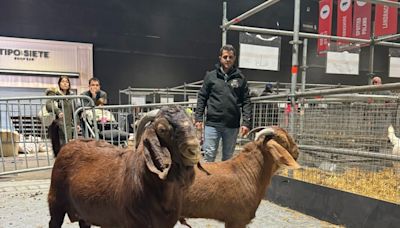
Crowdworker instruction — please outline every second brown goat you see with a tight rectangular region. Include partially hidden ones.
[180,126,300,228]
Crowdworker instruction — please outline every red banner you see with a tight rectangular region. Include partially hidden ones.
[374,0,398,37]
[318,0,333,55]
[352,1,371,39]
[337,0,352,45]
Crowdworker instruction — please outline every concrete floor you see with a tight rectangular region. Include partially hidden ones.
[0,170,342,228]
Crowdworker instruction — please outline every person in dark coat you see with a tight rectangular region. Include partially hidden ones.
[195,44,252,162]
[46,75,78,156]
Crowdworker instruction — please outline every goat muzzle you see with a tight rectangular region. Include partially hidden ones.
[180,138,201,166]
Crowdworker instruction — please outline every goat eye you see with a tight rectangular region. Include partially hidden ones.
[157,126,167,134]
[277,138,288,148]
[156,123,171,137]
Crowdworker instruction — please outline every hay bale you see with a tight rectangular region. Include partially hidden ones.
[279,166,400,204]
[0,129,19,157]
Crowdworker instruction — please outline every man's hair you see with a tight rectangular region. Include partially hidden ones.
[219,44,236,56]
[89,77,100,85]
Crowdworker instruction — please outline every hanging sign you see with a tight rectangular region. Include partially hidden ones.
[352,1,371,39]
[337,0,352,46]
[374,0,398,37]
[317,0,333,55]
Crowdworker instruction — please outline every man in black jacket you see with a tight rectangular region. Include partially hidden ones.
[195,44,252,162]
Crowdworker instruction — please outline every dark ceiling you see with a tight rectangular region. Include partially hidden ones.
[0,0,399,103]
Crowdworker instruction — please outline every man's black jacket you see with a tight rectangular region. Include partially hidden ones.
[195,64,252,129]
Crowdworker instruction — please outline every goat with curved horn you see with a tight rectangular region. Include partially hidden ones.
[135,109,160,148]
[180,126,300,227]
[246,126,267,137]
[48,105,202,228]
[246,126,275,141]
[255,127,275,141]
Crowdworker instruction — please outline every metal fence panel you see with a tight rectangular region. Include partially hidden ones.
[0,95,93,175]
[252,94,400,204]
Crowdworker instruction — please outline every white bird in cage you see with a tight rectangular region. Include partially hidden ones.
[387,125,400,155]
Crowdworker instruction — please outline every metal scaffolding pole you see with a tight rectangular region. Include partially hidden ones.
[289,0,301,136]
[296,82,400,97]
[375,34,400,43]
[378,40,400,48]
[229,25,370,43]
[369,43,375,81]
[369,21,376,83]
[299,38,308,137]
[359,0,400,8]
[300,145,400,162]
[250,82,400,101]
[301,39,308,93]
[222,1,227,46]
[221,0,280,29]
[228,25,400,48]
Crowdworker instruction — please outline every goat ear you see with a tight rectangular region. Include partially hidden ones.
[143,129,172,180]
[266,140,300,169]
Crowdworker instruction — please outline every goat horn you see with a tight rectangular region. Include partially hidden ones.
[255,127,275,141]
[135,109,160,148]
[246,126,267,138]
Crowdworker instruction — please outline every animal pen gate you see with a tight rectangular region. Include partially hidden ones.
[80,101,197,144]
[221,0,400,212]
[0,95,95,175]
[251,85,400,205]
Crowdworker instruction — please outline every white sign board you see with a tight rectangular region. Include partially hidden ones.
[0,36,93,93]
[160,95,174,103]
[188,96,197,103]
[326,51,359,75]
[131,95,146,105]
[239,43,279,71]
[389,57,400,78]
[0,36,91,74]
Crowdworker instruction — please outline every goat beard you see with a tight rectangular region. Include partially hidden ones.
[179,142,201,166]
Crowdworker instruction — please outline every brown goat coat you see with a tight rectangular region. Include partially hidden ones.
[181,128,299,228]
[48,106,201,228]
[48,139,193,228]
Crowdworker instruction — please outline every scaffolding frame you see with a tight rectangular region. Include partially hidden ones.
[119,80,352,105]
[222,0,400,132]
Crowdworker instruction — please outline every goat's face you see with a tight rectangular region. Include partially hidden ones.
[140,106,201,180]
[271,127,299,161]
[256,126,300,170]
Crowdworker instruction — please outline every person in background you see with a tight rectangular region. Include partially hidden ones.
[81,77,108,106]
[371,76,392,96]
[369,76,393,152]
[195,44,252,162]
[260,83,274,96]
[46,75,78,156]
[372,76,383,86]
[80,78,108,135]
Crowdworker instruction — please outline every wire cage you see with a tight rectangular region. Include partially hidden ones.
[251,92,400,204]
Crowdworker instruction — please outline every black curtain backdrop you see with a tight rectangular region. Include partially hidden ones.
[0,0,398,103]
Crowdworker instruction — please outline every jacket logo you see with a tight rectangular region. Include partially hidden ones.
[230,79,239,88]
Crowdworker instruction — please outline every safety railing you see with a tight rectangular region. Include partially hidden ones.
[0,95,94,176]
[251,84,400,204]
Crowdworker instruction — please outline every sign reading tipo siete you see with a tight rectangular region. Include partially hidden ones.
[0,36,90,75]
[0,48,49,61]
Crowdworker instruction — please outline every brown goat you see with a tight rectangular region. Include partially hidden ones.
[180,126,300,228]
[48,106,201,228]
